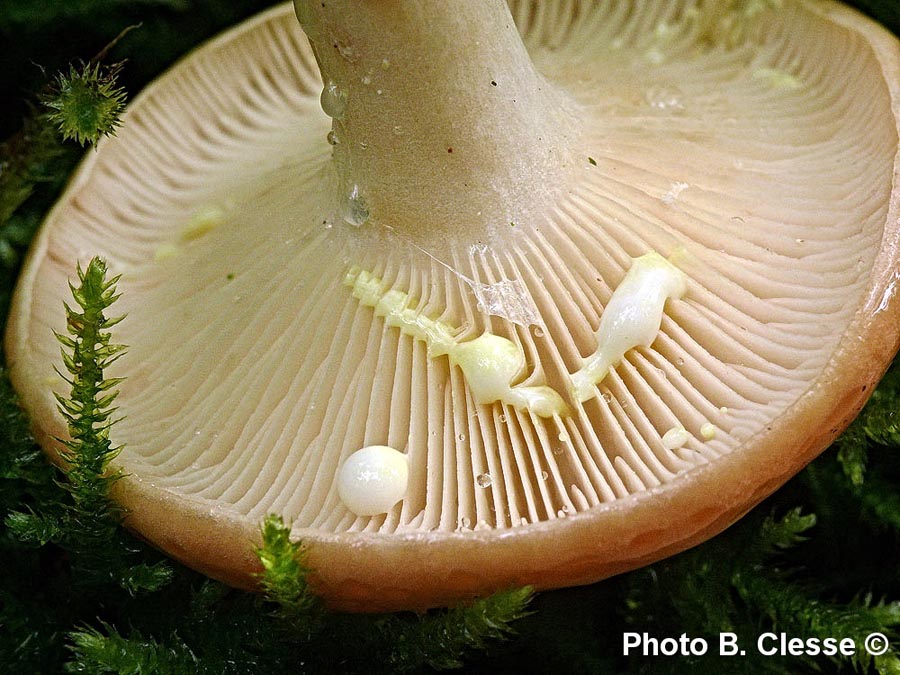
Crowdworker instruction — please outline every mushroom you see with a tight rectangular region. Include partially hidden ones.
[7,0,900,612]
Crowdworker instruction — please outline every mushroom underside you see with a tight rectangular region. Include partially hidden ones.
[7,0,900,611]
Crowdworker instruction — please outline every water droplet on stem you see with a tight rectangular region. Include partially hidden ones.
[342,185,369,227]
[320,80,347,120]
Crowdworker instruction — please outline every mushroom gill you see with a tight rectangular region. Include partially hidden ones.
[6,0,900,611]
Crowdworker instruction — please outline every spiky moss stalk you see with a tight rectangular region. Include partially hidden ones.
[6,257,171,594]
[254,513,533,670]
[257,513,320,634]
[65,624,199,674]
[44,62,127,147]
[293,0,580,244]
[55,258,125,496]
[0,54,128,328]
[2,57,126,228]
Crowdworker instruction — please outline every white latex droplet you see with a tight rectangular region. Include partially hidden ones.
[338,445,408,516]
[344,267,567,417]
[661,425,691,450]
[571,251,687,402]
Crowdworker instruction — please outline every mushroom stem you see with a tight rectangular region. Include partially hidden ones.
[293,0,579,242]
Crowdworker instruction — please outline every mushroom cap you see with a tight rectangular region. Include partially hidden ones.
[7,0,900,611]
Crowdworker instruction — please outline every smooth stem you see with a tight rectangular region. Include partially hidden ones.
[294,0,578,243]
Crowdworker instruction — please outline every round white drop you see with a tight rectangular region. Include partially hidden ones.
[338,445,409,516]
[661,425,691,450]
